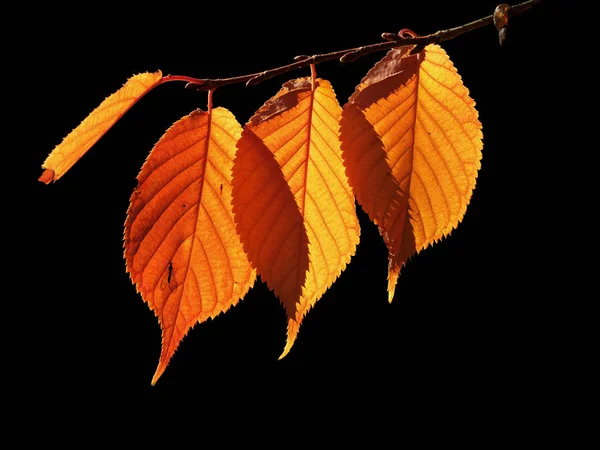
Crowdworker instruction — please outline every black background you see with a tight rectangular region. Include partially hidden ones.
[11,0,580,431]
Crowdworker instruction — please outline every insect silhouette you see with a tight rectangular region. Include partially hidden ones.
[167,261,173,284]
[160,261,175,291]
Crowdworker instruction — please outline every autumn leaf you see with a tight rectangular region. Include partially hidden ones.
[232,74,360,358]
[124,106,256,385]
[39,71,164,184]
[340,44,483,302]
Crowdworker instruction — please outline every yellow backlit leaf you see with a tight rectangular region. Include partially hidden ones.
[39,71,163,183]
[233,76,360,358]
[340,44,483,302]
[124,107,256,385]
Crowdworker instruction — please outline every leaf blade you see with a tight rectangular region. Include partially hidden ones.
[233,128,309,316]
[233,77,360,357]
[124,107,256,384]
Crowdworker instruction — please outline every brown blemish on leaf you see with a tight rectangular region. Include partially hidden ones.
[249,78,314,126]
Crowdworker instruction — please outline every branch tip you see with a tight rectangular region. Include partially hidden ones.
[494,3,511,46]
[147,1,545,91]
[498,27,509,46]
[494,4,511,30]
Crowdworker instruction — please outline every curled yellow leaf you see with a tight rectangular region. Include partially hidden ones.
[39,71,163,183]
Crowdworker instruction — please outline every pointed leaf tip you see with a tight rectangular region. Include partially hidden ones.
[279,319,300,360]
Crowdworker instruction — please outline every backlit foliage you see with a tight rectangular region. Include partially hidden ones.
[40,43,482,384]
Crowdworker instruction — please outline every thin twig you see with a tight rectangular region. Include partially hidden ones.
[161,0,543,91]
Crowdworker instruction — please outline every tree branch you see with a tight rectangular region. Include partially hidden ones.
[161,0,543,91]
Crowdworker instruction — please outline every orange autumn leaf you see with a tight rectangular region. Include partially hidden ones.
[39,71,163,184]
[340,44,483,302]
[232,75,360,358]
[124,107,256,385]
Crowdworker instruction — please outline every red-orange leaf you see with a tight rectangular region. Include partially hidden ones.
[340,44,483,302]
[124,107,256,384]
[232,76,360,358]
[39,71,163,183]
